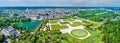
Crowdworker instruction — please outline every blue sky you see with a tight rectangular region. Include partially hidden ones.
[0,0,120,7]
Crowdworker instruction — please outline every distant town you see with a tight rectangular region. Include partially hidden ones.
[1,7,119,20]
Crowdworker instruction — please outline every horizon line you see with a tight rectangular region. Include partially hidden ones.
[0,6,120,8]
[0,6,120,7]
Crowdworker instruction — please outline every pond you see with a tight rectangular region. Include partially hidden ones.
[17,20,42,31]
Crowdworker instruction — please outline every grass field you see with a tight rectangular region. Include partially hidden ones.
[50,20,59,23]
[63,18,75,22]
[51,24,68,30]
[70,22,81,27]
[71,29,88,38]
[60,22,70,24]
[61,33,83,43]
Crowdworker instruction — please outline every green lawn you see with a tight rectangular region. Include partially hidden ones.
[63,18,74,21]
[70,22,81,27]
[61,33,83,43]
[60,22,69,24]
[51,24,68,30]
[82,20,100,28]
[71,29,88,38]
[50,20,59,23]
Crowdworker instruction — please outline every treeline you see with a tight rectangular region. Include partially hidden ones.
[98,19,120,43]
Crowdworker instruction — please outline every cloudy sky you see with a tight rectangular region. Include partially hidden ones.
[0,0,120,7]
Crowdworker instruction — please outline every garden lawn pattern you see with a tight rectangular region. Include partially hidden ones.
[51,24,68,30]
[71,29,88,38]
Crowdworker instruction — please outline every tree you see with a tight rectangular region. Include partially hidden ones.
[0,35,3,41]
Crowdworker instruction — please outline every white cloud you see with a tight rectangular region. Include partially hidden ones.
[71,0,84,3]
[10,0,19,2]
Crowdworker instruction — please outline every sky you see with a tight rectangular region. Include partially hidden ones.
[0,0,120,7]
